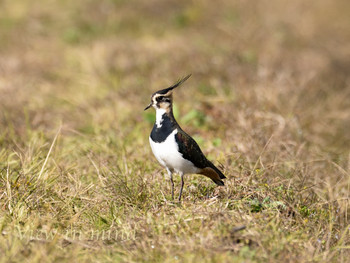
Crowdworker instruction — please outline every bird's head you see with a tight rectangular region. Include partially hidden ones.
[144,74,191,111]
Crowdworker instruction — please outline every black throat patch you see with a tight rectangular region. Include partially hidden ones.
[150,113,177,143]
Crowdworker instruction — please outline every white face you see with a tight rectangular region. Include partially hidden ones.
[145,74,191,112]
[151,93,172,110]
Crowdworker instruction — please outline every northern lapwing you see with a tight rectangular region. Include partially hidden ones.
[144,74,226,201]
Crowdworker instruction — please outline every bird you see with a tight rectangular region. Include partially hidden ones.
[144,74,226,201]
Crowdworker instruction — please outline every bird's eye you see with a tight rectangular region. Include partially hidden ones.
[156,96,164,102]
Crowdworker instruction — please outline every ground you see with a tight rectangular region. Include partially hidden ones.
[1,0,350,262]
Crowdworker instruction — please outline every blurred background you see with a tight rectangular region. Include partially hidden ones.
[0,0,350,260]
[1,0,349,154]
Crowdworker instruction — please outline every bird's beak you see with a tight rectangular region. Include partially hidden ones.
[144,103,152,111]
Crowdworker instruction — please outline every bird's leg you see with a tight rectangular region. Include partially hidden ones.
[170,175,174,200]
[167,169,174,200]
[178,173,184,201]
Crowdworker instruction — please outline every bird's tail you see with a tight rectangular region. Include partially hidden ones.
[209,162,226,179]
[199,161,226,186]
[212,178,225,186]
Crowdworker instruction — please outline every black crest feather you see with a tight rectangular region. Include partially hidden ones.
[154,74,192,95]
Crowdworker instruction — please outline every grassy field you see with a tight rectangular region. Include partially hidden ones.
[1,0,350,262]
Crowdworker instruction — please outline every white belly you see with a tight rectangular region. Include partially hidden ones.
[149,129,200,175]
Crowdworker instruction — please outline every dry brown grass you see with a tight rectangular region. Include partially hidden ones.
[1,0,350,262]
